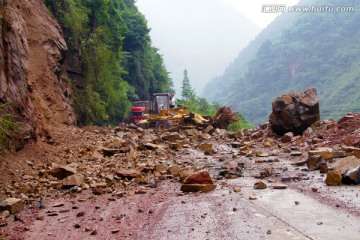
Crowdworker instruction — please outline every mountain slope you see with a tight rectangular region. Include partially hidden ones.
[204,0,360,125]
[136,0,261,94]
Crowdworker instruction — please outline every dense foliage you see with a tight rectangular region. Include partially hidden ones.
[45,0,172,125]
[204,0,360,125]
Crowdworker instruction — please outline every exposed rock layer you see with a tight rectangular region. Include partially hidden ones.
[0,0,75,146]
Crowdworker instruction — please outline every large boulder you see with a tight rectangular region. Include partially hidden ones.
[269,87,320,135]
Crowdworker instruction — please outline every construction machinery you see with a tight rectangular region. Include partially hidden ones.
[133,93,208,131]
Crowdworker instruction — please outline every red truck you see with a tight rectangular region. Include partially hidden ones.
[130,101,149,124]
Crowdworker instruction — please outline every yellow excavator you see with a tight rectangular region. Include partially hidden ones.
[134,93,208,131]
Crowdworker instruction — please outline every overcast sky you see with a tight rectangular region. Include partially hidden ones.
[222,0,300,28]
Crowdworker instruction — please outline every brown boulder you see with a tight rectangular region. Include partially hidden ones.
[48,166,76,180]
[269,87,320,135]
[62,174,84,188]
[0,198,25,214]
[325,170,342,186]
[115,169,140,179]
[181,171,216,192]
[183,171,214,185]
[308,147,333,161]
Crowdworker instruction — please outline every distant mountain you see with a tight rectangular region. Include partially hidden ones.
[136,0,261,94]
[204,0,360,125]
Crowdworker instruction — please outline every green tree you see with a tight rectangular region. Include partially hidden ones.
[181,69,196,101]
[45,0,172,126]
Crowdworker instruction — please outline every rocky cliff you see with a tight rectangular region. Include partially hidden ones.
[0,0,75,147]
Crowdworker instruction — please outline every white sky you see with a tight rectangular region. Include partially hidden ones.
[222,0,300,28]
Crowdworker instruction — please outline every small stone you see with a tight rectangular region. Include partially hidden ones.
[112,229,120,234]
[291,151,302,156]
[90,229,98,235]
[232,207,237,212]
[267,230,272,234]
[74,223,81,228]
[233,187,241,193]
[53,202,64,208]
[76,211,85,218]
[249,195,257,200]
[311,187,318,192]
[281,176,291,182]
[281,132,294,143]
[295,201,300,205]
[254,181,267,190]
[272,184,288,189]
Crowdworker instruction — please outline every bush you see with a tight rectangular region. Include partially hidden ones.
[0,103,16,144]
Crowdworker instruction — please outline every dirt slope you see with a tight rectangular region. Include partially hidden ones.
[0,0,75,146]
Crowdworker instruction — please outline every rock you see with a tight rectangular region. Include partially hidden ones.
[169,142,182,151]
[198,143,214,155]
[333,151,346,158]
[308,148,333,161]
[76,211,85,218]
[36,212,45,221]
[329,156,360,175]
[269,87,320,135]
[291,151,303,156]
[256,151,269,157]
[318,160,329,173]
[155,163,167,173]
[203,125,214,135]
[307,155,323,171]
[281,176,292,182]
[48,166,76,180]
[181,171,216,192]
[168,164,181,177]
[343,166,360,184]
[115,169,140,179]
[272,184,288,189]
[144,143,160,150]
[249,195,258,200]
[226,161,238,169]
[102,147,129,157]
[162,133,182,142]
[180,184,216,193]
[325,170,342,186]
[224,172,241,179]
[281,132,294,143]
[180,168,195,181]
[0,198,25,214]
[62,174,84,188]
[251,131,264,139]
[254,181,267,189]
[135,175,148,185]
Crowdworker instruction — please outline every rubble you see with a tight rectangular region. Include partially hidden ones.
[1,108,360,239]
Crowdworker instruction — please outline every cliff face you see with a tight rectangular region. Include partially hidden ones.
[0,0,75,146]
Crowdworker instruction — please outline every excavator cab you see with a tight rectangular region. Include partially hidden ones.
[149,93,171,115]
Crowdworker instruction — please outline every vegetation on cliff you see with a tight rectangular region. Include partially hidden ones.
[45,0,172,126]
[204,0,360,125]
